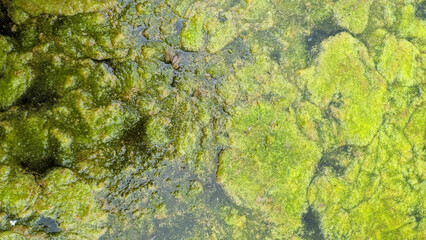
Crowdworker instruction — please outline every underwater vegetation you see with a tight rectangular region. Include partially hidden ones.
[0,0,424,239]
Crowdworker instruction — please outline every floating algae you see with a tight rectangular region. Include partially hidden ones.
[0,0,424,239]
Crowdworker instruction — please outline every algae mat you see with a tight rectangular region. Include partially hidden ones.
[0,0,424,239]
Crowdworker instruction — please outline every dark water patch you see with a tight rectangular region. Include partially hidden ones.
[251,29,285,64]
[153,212,198,240]
[313,145,358,178]
[305,17,344,61]
[415,1,426,19]
[222,37,254,66]
[175,19,184,33]
[34,216,62,233]
[301,206,324,240]
[270,48,282,64]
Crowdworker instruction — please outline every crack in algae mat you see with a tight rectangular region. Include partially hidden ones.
[0,0,424,239]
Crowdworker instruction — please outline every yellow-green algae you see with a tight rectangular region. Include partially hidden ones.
[0,0,424,239]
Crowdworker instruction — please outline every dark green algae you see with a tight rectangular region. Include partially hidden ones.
[0,0,425,239]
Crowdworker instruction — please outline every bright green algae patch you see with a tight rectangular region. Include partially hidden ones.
[0,0,425,239]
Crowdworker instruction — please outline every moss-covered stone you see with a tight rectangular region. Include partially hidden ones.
[0,112,51,171]
[398,4,426,49]
[0,232,27,240]
[308,128,424,239]
[206,12,238,53]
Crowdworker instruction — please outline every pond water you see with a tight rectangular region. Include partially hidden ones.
[0,0,424,239]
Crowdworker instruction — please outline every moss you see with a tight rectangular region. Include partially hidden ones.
[145,116,171,146]
[0,0,424,239]
[334,0,372,34]
[295,101,322,141]
[405,105,426,156]
[0,36,12,70]
[398,4,426,49]
[308,128,424,239]
[1,112,51,172]
[166,0,195,17]
[52,12,133,60]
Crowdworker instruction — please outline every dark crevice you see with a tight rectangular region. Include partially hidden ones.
[15,88,60,109]
[123,117,148,148]
[19,156,58,177]
[0,2,16,38]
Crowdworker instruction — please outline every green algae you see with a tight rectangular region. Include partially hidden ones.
[0,165,40,219]
[180,11,206,52]
[379,35,421,85]
[0,0,424,239]
[334,0,372,34]
[0,232,27,240]
[36,168,108,239]
[0,37,33,110]
[299,32,387,146]
[3,0,117,23]
[218,100,321,238]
